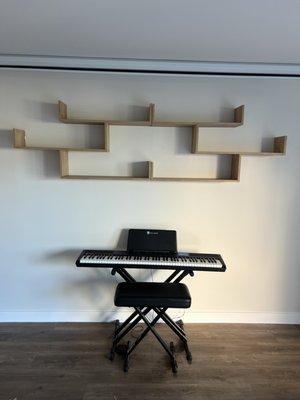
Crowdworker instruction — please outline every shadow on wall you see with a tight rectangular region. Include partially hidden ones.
[34,248,116,319]
[0,130,13,148]
[23,100,58,123]
[32,230,156,320]
[42,151,60,178]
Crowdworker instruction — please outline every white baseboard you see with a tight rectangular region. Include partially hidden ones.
[0,310,299,324]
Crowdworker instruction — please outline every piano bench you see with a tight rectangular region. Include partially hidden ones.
[111,281,193,373]
[114,282,191,309]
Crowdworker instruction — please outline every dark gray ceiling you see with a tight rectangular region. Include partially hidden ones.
[1,0,299,63]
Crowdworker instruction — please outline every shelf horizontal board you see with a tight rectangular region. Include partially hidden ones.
[194,151,285,156]
[61,175,150,180]
[19,146,107,152]
[61,175,236,182]
[60,118,151,126]
[151,177,238,182]
[60,118,242,128]
[153,121,243,128]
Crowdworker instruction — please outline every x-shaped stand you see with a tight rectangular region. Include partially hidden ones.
[108,267,193,373]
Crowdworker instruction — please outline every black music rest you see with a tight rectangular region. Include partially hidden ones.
[114,282,191,308]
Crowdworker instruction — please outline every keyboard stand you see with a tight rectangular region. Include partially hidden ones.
[108,266,193,372]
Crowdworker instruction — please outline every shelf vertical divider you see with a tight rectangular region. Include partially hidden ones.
[234,105,245,125]
[231,154,241,181]
[104,123,110,152]
[149,103,155,125]
[191,125,199,153]
[60,150,69,177]
[13,129,26,148]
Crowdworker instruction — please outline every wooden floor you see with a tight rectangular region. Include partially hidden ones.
[0,323,299,400]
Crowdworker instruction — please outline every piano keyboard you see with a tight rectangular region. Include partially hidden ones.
[76,250,226,272]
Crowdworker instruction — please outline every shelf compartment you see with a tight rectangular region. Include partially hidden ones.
[153,105,244,127]
[12,128,109,152]
[148,156,241,182]
[59,156,240,182]
[59,101,244,128]
[59,101,155,126]
[192,128,287,156]
[59,152,153,180]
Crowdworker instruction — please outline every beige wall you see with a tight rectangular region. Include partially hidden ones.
[0,70,299,322]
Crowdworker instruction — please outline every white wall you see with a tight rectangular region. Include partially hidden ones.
[0,70,299,323]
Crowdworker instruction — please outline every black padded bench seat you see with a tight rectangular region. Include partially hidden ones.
[114,282,191,309]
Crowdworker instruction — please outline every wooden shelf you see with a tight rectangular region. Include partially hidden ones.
[192,127,287,156]
[59,151,153,180]
[61,175,150,181]
[153,105,243,127]
[12,128,109,152]
[59,101,155,126]
[59,101,244,128]
[148,157,241,182]
[12,102,286,182]
[60,157,240,182]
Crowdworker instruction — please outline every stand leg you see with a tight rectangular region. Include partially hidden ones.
[108,319,120,361]
[176,320,192,363]
[124,340,131,372]
[170,341,178,373]
[184,341,193,363]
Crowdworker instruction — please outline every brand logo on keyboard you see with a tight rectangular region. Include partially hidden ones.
[147,231,158,235]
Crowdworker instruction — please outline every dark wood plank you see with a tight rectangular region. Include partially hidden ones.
[0,323,299,400]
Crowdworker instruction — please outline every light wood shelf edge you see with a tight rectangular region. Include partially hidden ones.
[61,175,150,181]
[234,105,244,125]
[59,150,69,177]
[104,123,110,152]
[58,101,67,121]
[13,129,26,148]
[231,154,241,181]
[191,125,199,153]
[151,178,238,182]
[148,161,154,179]
[273,136,287,154]
[149,103,155,126]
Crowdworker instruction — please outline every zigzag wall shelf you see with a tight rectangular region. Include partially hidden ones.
[12,101,287,182]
